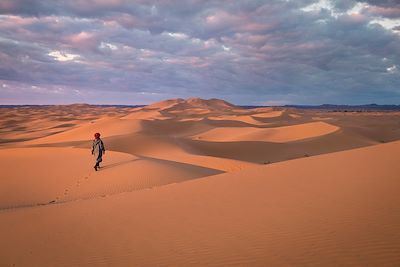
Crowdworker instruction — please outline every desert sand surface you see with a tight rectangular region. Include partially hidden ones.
[1,98,400,266]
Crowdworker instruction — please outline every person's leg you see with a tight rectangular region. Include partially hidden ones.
[94,152,102,170]
[97,153,103,168]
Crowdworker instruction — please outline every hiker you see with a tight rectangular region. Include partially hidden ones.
[92,132,105,171]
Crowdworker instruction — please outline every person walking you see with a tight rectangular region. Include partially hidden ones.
[92,132,105,171]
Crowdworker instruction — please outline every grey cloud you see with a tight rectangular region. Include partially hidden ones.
[1,0,400,105]
[361,0,400,7]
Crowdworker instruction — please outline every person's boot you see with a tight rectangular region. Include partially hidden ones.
[94,165,98,171]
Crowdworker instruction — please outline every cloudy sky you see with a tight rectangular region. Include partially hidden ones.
[0,0,400,105]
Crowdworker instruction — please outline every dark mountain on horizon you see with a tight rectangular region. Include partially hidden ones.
[0,104,145,108]
[282,104,400,111]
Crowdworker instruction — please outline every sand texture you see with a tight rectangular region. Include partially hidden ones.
[1,98,400,266]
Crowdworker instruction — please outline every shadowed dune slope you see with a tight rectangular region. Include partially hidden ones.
[184,127,377,164]
[103,133,258,172]
[0,141,399,266]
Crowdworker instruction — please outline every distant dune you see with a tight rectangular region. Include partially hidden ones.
[192,121,339,142]
[1,98,400,266]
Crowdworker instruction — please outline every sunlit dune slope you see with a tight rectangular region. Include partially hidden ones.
[160,97,238,113]
[120,109,166,120]
[142,98,185,110]
[207,114,269,125]
[25,117,143,144]
[192,121,340,143]
[0,105,136,143]
[1,141,399,266]
[251,110,283,118]
[0,147,221,209]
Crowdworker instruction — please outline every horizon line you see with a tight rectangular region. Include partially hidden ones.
[1,103,400,107]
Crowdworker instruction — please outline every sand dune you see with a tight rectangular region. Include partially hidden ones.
[207,114,268,125]
[168,108,211,115]
[249,107,274,113]
[289,113,301,118]
[251,110,283,118]
[312,116,334,120]
[141,151,258,172]
[0,105,137,144]
[192,121,340,143]
[161,97,238,113]
[104,133,257,172]
[0,147,134,209]
[121,109,167,120]
[177,117,204,122]
[0,147,221,209]
[1,98,400,266]
[143,98,184,111]
[1,141,399,266]
[26,117,143,145]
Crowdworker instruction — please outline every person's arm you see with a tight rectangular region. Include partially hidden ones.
[101,140,105,154]
[91,141,94,154]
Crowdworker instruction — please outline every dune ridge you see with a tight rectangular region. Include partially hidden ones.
[0,147,222,210]
[207,114,269,126]
[192,121,340,143]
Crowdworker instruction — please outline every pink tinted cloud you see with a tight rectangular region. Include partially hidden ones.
[293,42,326,52]
[222,33,269,48]
[242,34,268,47]
[64,31,98,49]
[205,11,244,28]
[107,14,144,29]
[239,22,276,34]
[338,13,369,25]
[0,0,16,11]
[363,6,400,18]
[164,56,209,68]
[0,15,38,28]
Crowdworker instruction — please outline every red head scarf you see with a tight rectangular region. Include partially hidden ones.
[94,132,101,139]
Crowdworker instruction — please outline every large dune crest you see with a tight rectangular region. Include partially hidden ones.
[192,121,340,143]
[207,114,269,126]
[145,97,238,114]
[143,98,185,111]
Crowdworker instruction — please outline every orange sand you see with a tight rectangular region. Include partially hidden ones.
[0,98,399,266]
[192,121,339,143]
